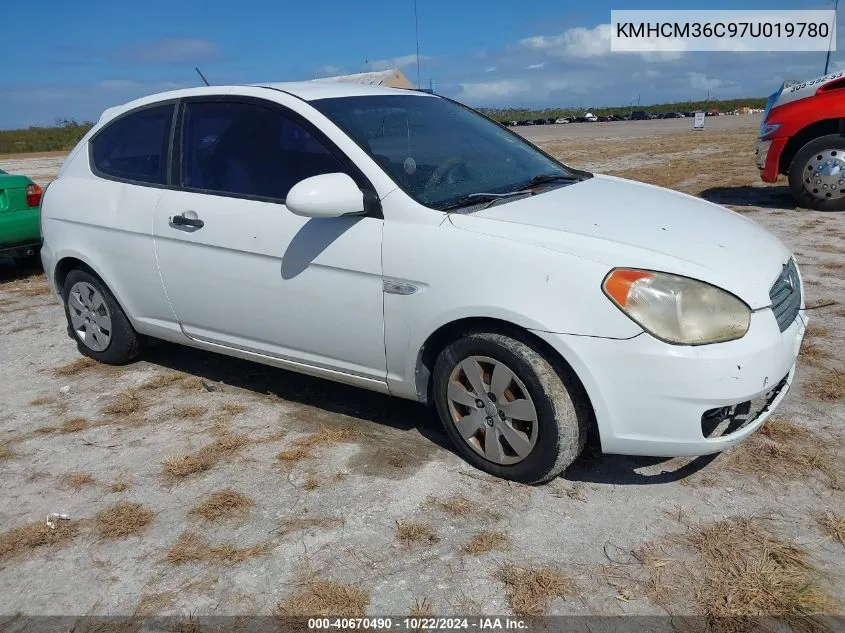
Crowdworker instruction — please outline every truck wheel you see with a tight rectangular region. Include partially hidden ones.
[788,134,845,211]
[62,268,143,365]
[432,332,588,484]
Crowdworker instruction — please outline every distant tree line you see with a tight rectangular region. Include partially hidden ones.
[0,118,93,155]
[0,96,768,155]
[480,97,768,123]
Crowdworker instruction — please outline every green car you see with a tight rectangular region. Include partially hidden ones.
[0,168,42,264]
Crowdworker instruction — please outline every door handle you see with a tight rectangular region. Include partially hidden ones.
[169,213,204,230]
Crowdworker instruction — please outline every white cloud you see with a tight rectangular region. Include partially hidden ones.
[687,72,724,92]
[484,66,497,73]
[525,63,545,70]
[367,54,430,71]
[315,65,344,77]
[520,25,612,58]
[458,79,530,100]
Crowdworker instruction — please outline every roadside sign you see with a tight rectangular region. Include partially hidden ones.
[693,111,705,130]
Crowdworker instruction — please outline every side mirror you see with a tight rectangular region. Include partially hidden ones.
[286,173,365,218]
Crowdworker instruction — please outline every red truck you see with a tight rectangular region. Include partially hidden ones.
[756,71,845,211]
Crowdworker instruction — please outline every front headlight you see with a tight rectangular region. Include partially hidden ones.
[602,269,751,345]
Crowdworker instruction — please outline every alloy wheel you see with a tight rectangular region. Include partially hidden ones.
[803,149,845,201]
[445,355,538,465]
[67,281,112,352]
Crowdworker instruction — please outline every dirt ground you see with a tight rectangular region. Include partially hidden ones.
[1,116,844,625]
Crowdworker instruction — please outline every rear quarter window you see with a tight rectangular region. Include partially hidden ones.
[90,104,174,184]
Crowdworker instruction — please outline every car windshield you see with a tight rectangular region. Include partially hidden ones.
[312,95,580,210]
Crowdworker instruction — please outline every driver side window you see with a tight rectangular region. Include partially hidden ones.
[181,100,348,200]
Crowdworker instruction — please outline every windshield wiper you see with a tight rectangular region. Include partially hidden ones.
[438,173,582,212]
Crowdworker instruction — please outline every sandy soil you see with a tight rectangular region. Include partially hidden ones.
[1,116,843,625]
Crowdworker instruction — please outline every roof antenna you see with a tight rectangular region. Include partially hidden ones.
[195,67,211,86]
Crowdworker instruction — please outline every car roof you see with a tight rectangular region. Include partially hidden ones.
[95,81,436,127]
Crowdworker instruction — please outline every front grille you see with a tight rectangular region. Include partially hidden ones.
[701,374,789,438]
[769,259,801,332]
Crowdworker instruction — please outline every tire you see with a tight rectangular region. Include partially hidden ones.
[432,332,588,484]
[62,268,143,365]
[787,134,845,212]
[13,250,41,269]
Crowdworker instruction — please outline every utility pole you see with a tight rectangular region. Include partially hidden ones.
[824,0,838,75]
[414,0,421,88]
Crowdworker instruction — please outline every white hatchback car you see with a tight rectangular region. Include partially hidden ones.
[41,82,806,483]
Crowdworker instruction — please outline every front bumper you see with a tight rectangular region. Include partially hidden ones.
[756,137,788,183]
[533,308,805,457]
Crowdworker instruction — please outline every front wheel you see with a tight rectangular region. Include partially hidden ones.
[787,134,845,211]
[432,332,588,484]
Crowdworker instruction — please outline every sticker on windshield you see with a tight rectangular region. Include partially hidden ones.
[404,157,417,175]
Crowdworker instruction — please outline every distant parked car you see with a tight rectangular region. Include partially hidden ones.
[630,110,649,121]
[554,117,570,124]
[663,112,682,119]
[583,113,598,122]
[507,120,518,127]
[533,118,547,125]
[0,169,42,265]
[516,120,533,126]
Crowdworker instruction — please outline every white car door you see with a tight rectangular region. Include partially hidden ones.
[152,97,386,386]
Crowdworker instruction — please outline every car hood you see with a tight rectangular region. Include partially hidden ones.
[447,174,792,309]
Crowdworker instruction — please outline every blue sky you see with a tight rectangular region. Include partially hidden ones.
[1,0,840,129]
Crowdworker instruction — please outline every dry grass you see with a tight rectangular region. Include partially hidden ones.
[276,577,370,617]
[304,474,320,491]
[816,513,845,547]
[409,597,434,618]
[140,372,187,390]
[799,340,829,366]
[95,502,154,539]
[804,368,845,403]
[102,390,143,416]
[805,324,829,338]
[0,441,15,461]
[59,417,88,434]
[0,519,78,560]
[395,520,440,546]
[219,402,248,415]
[277,447,311,463]
[674,518,837,631]
[274,516,343,537]
[725,419,841,488]
[461,530,509,555]
[495,564,576,617]
[162,433,249,479]
[62,472,96,489]
[30,396,55,406]
[189,490,254,521]
[279,427,363,464]
[172,404,207,419]
[9,283,50,297]
[431,496,474,517]
[135,591,177,616]
[108,480,131,493]
[53,357,97,376]
[426,495,501,520]
[165,531,268,565]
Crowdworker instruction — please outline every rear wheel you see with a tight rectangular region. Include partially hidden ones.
[12,250,41,269]
[788,134,845,211]
[62,269,142,364]
[432,332,587,484]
